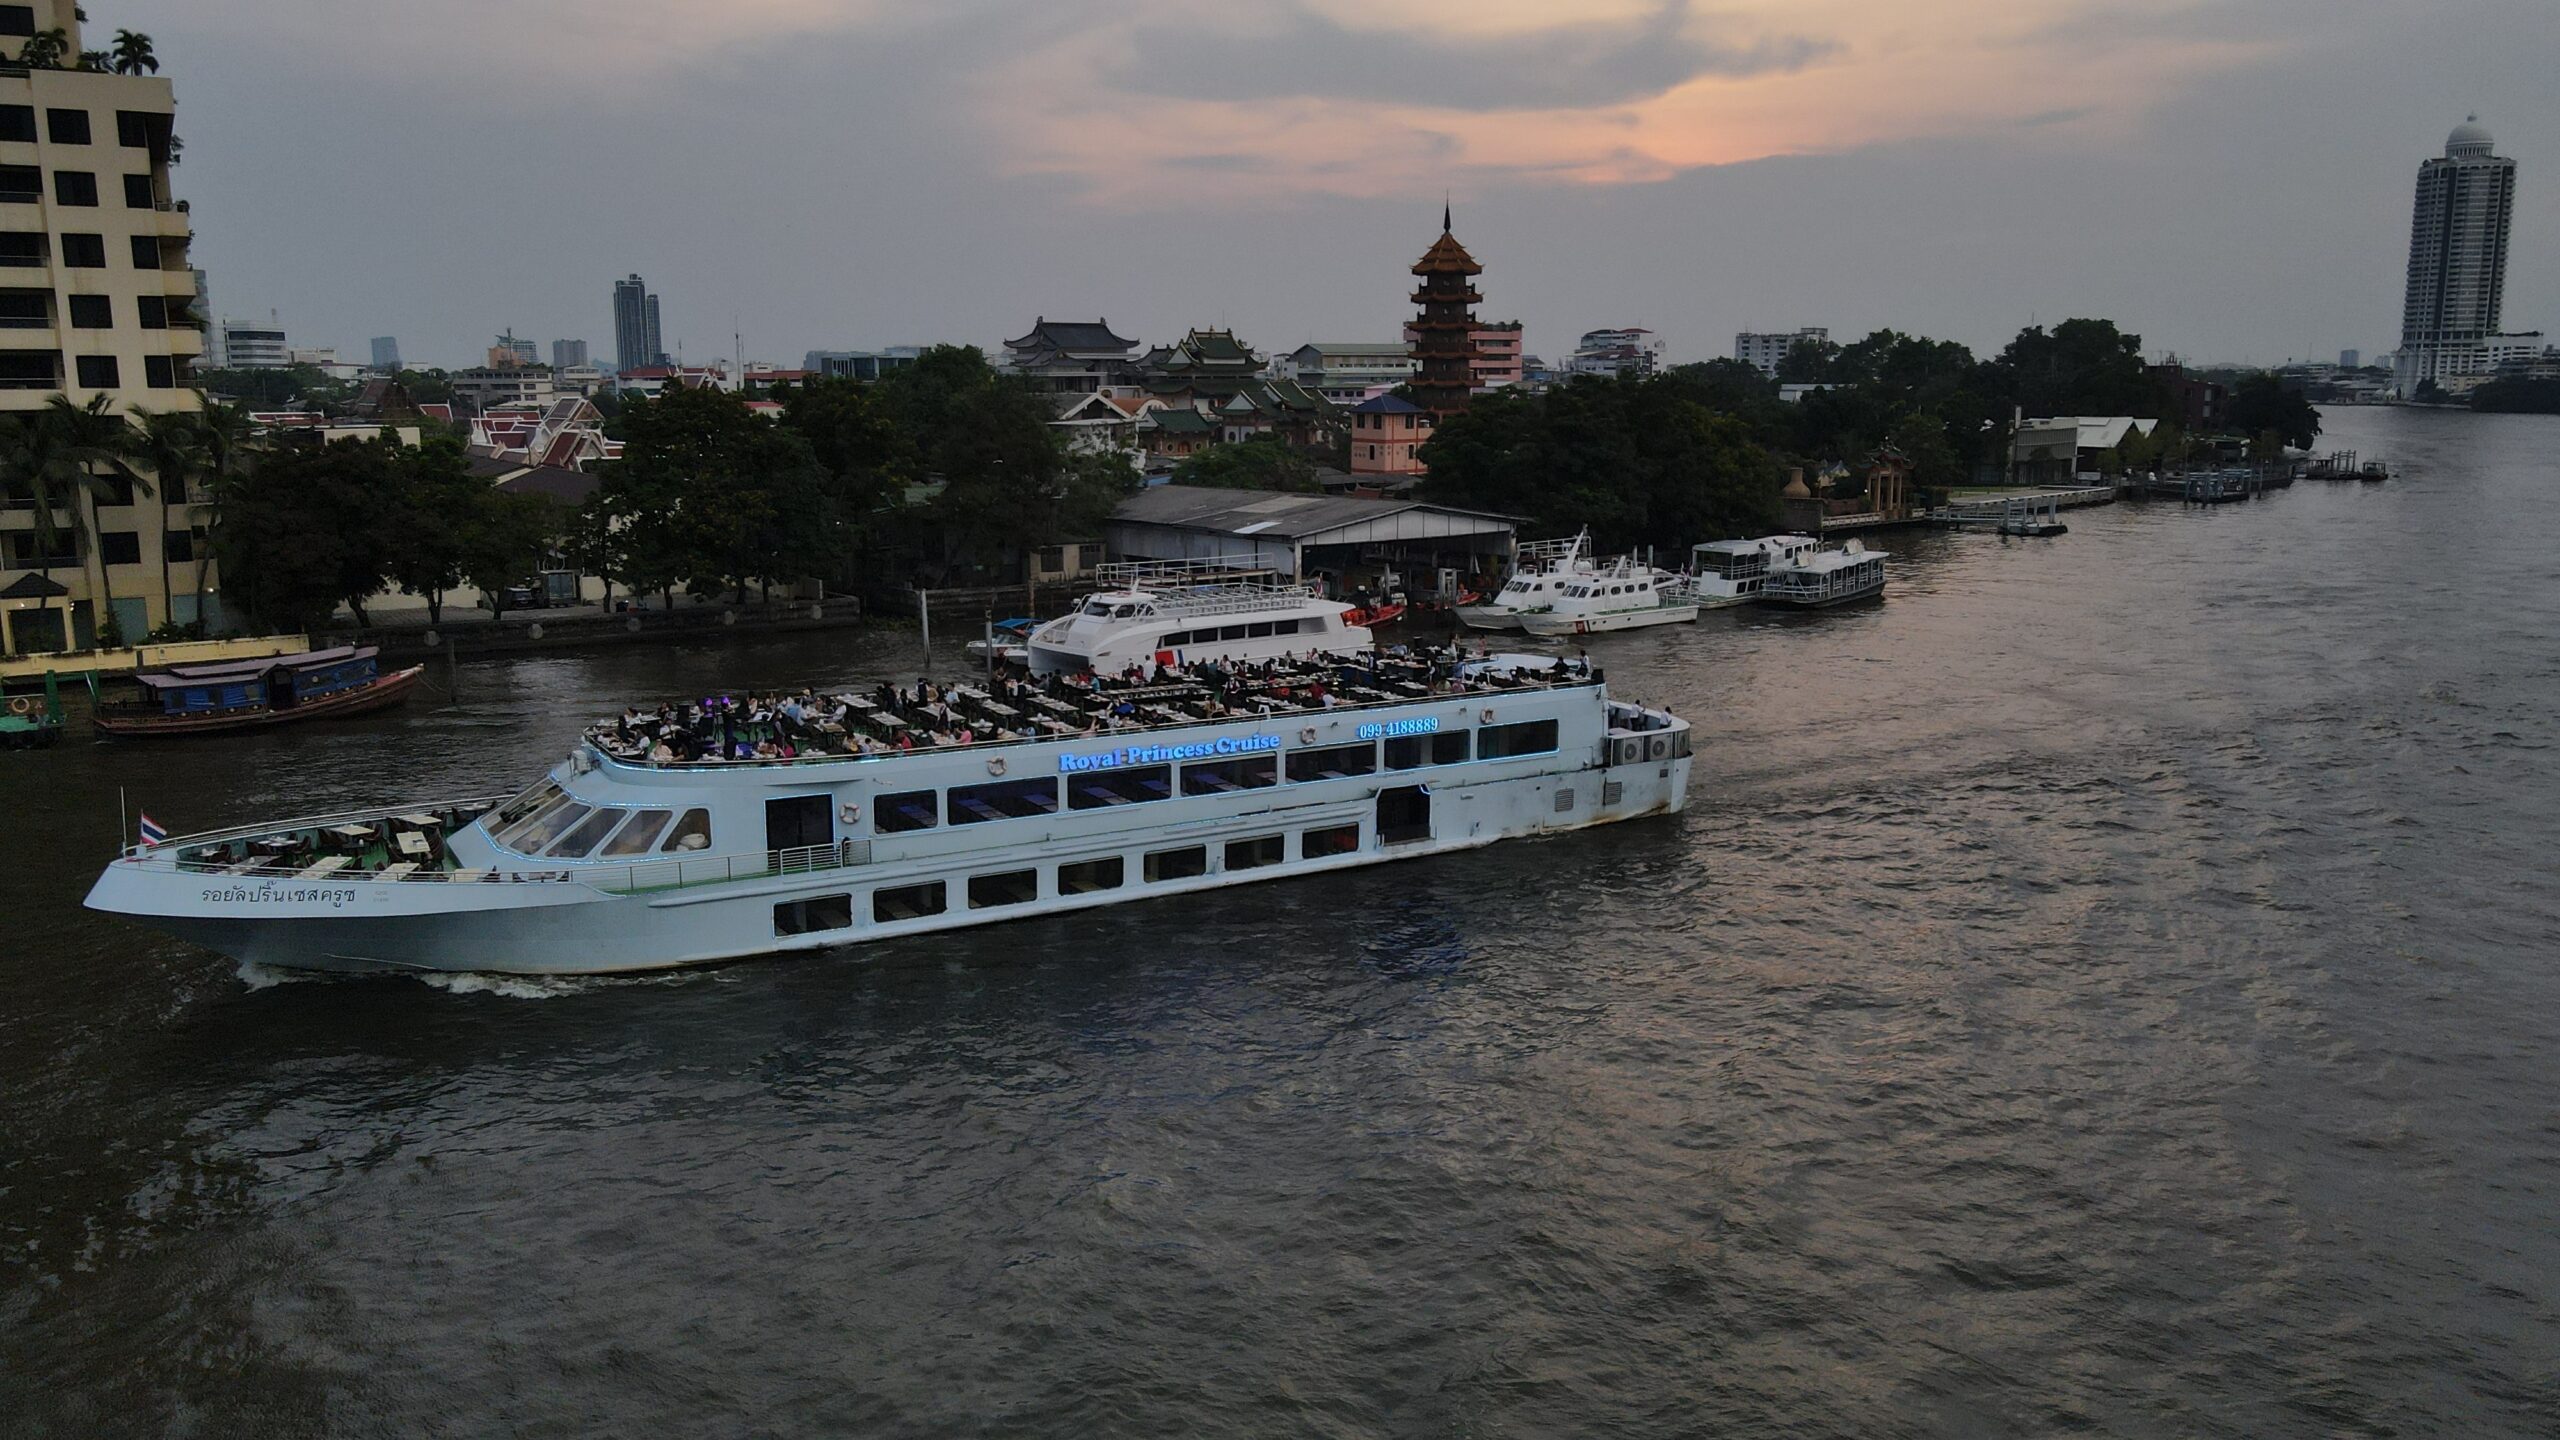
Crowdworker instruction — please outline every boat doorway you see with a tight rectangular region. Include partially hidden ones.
[765,794,834,860]
[1377,784,1431,846]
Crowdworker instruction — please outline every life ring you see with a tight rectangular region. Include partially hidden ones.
[4,696,32,716]
[1480,708,1496,724]
[839,801,861,825]
[1300,726,1318,745]
[987,756,1007,776]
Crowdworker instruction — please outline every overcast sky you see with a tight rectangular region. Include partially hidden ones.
[125,0,2557,371]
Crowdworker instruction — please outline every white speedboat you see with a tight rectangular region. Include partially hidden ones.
[1026,561,1369,677]
[1455,531,1598,631]
[1671,535,1818,608]
[1517,558,1699,636]
[86,652,1693,976]
[1757,540,1887,608]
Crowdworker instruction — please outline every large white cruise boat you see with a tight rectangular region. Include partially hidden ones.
[1518,558,1700,636]
[86,651,1692,976]
[1454,531,1597,632]
[1026,560,1370,677]
[1672,535,1819,608]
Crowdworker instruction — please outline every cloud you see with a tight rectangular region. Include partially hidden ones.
[972,0,2297,202]
[1106,2,1834,113]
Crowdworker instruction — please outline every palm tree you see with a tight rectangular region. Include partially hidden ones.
[109,29,156,76]
[133,407,206,634]
[0,398,143,649]
[177,399,260,629]
[75,49,108,72]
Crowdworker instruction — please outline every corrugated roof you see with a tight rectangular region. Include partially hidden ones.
[1110,484,1507,541]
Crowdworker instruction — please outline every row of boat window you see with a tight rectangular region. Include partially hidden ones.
[1154,617,1312,647]
[487,781,714,858]
[773,823,1372,937]
[873,719,1554,835]
[1563,581,1652,599]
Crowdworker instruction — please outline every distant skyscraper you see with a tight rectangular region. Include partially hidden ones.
[552,339,588,371]
[1735,327,1828,377]
[2396,118,2518,395]
[2340,349,2360,369]
[614,274,667,371]
[371,336,402,370]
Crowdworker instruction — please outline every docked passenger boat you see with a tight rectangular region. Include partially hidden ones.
[86,650,1692,976]
[92,645,422,738]
[963,618,1038,667]
[1518,558,1698,636]
[1756,541,1887,609]
[1670,535,1818,608]
[1026,561,1371,677]
[1455,531,1597,631]
[1,668,93,749]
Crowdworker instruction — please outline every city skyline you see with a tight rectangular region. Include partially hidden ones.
[132,0,2556,371]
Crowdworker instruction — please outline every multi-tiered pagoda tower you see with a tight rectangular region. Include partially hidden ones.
[1408,205,1483,420]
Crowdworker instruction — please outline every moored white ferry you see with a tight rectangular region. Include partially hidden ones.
[1027,560,1369,677]
[1672,535,1818,608]
[1758,540,1888,609]
[1454,531,1597,631]
[1517,557,1699,636]
[85,652,1692,976]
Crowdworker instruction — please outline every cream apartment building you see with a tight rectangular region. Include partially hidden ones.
[0,0,209,654]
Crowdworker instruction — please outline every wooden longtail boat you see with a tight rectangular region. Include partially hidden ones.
[93,645,423,738]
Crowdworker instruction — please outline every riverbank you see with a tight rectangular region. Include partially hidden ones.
[325,597,869,662]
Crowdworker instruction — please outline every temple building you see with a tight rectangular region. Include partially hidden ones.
[1407,206,1484,420]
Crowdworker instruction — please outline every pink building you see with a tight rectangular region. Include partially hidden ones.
[1347,393,1433,479]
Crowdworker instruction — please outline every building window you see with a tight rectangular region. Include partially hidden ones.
[1224,835,1285,871]
[875,789,938,834]
[1286,743,1375,783]
[966,869,1039,909]
[127,234,158,268]
[0,164,38,201]
[116,110,154,148]
[1478,718,1559,760]
[0,6,33,38]
[0,349,59,387]
[872,881,946,922]
[1302,823,1361,858]
[135,295,165,329]
[1058,856,1123,894]
[74,354,118,388]
[948,776,1059,824]
[45,109,90,146]
[61,233,106,268]
[1143,845,1207,883]
[98,531,140,565]
[123,172,154,208]
[52,171,98,207]
[0,106,26,143]
[1067,764,1170,809]
[162,528,194,563]
[0,288,43,327]
[0,232,42,266]
[66,293,109,328]
[143,354,175,389]
[773,893,854,936]
[7,530,78,568]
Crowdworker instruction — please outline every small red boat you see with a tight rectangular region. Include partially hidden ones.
[93,645,424,738]
[1341,601,1407,628]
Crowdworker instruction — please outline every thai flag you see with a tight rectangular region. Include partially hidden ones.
[137,813,168,847]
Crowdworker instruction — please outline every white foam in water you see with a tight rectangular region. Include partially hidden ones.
[233,960,322,991]
[411,971,584,1000]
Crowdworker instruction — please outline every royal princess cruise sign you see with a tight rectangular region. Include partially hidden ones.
[1057,732,1283,774]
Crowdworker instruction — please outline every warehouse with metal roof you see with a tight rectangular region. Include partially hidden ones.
[1105,485,1517,589]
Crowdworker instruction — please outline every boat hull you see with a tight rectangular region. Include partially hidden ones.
[89,756,1691,975]
[1754,580,1885,609]
[1518,605,1700,636]
[1452,605,1532,632]
[94,666,424,738]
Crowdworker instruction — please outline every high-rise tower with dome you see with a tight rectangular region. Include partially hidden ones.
[2395,117,2519,396]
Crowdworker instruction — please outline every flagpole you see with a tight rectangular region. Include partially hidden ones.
[119,786,128,856]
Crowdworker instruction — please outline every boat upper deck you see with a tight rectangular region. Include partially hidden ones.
[586,647,1604,771]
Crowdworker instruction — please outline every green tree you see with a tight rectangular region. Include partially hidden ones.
[212,436,398,631]
[1991,319,2158,418]
[0,397,144,647]
[462,491,562,619]
[378,436,485,625]
[15,27,67,68]
[1171,437,1318,492]
[109,28,156,75]
[2469,375,2560,414]
[2225,373,2321,450]
[1776,336,1840,384]
[578,385,835,607]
